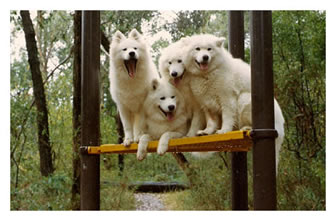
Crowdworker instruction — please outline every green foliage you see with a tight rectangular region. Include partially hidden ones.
[163,11,212,41]
[177,154,232,210]
[10,10,78,210]
[272,11,326,210]
[151,38,170,67]
[277,150,325,210]
[11,171,72,210]
[101,11,157,39]
[100,178,136,210]
[101,153,187,184]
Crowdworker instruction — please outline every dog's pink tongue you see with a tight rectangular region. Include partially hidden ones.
[128,60,136,78]
[173,77,180,86]
[200,63,208,71]
[167,112,174,121]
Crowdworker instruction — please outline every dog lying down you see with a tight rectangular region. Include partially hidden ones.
[136,78,188,161]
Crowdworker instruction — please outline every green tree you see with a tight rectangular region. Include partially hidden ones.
[20,10,54,177]
[273,11,325,162]
[11,10,74,209]
[272,11,325,209]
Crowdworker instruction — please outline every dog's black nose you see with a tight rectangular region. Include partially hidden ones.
[171,71,178,77]
[129,51,135,58]
[203,55,209,61]
[168,105,175,111]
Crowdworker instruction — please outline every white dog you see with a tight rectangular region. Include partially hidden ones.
[183,34,285,170]
[137,78,188,161]
[109,29,157,146]
[159,39,205,137]
[183,34,251,135]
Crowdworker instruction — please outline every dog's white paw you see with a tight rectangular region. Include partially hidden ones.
[133,136,140,143]
[123,137,133,147]
[215,129,230,134]
[197,128,215,136]
[157,143,168,156]
[186,132,196,137]
[196,130,208,136]
[137,147,147,161]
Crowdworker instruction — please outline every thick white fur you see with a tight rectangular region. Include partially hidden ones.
[109,29,158,146]
[183,34,285,170]
[237,92,285,172]
[137,78,188,160]
[184,34,251,135]
[159,39,205,137]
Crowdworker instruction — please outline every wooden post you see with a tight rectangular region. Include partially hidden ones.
[250,11,277,210]
[228,11,248,210]
[80,11,101,210]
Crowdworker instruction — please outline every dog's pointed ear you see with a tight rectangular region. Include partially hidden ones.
[112,30,126,44]
[128,29,141,40]
[152,79,159,91]
[216,37,225,47]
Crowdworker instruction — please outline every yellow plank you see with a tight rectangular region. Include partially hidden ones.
[88,130,252,154]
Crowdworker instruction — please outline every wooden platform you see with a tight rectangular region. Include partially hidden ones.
[87,130,252,154]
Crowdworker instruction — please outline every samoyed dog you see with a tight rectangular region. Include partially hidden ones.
[183,34,285,170]
[183,34,251,135]
[109,29,158,146]
[159,39,205,137]
[137,78,188,161]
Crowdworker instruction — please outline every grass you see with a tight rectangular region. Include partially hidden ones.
[162,191,188,210]
[11,171,73,210]
[157,150,326,211]
[100,183,136,210]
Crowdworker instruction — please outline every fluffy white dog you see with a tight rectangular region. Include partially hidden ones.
[183,34,285,170]
[109,29,157,146]
[159,39,205,137]
[137,78,188,160]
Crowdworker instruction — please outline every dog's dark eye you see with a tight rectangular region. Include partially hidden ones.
[160,97,165,100]
[177,59,182,63]
[196,47,200,51]
[171,96,175,99]
[122,48,127,51]
[134,47,137,50]
[208,48,212,51]
[168,61,172,65]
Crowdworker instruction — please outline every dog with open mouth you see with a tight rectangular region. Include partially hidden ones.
[183,33,285,171]
[159,41,186,86]
[183,33,249,136]
[136,78,188,161]
[109,29,158,146]
[159,39,205,137]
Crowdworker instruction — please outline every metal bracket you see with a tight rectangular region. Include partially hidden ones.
[249,129,278,140]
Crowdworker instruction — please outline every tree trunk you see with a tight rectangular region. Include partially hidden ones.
[20,10,54,177]
[71,10,82,210]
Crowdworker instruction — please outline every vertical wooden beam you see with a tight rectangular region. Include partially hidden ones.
[250,11,277,210]
[228,11,248,211]
[80,11,101,210]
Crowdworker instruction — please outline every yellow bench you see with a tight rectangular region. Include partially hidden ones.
[86,130,252,154]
